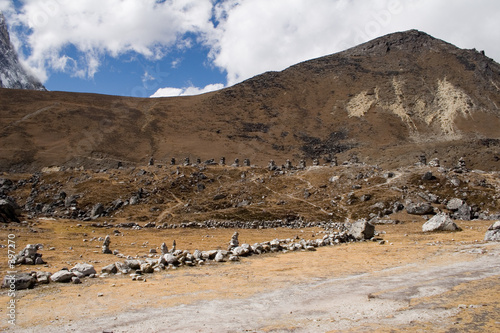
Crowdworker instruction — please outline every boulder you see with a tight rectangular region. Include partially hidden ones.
[70,263,96,277]
[101,263,117,274]
[0,198,20,223]
[124,259,141,270]
[406,202,434,215]
[36,272,51,284]
[2,273,36,290]
[115,262,132,274]
[348,219,375,240]
[50,270,75,283]
[422,213,461,232]
[90,203,105,219]
[453,203,472,220]
[163,253,179,266]
[484,221,500,242]
[140,262,154,274]
[214,251,225,262]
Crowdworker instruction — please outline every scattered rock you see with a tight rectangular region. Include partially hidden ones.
[70,263,96,277]
[484,221,500,242]
[101,263,117,274]
[406,202,434,215]
[50,269,75,283]
[2,273,36,290]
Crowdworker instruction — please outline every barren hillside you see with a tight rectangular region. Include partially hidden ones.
[1,30,499,172]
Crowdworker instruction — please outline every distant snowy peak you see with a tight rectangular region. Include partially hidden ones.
[0,13,45,91]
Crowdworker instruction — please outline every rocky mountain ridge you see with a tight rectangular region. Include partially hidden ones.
[0,12,45,90]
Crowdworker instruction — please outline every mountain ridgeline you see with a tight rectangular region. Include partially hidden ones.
[0,13,45,91]
[1,30,499,172]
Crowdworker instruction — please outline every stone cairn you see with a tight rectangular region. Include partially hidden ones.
[455,157,468,173]
[183,157,190,166]
[170,158,176,165]
[298,160,306,170]
[13,244,45,265]
[220,157,226,166]
[102,235,112,254]
[232,158,240,167]
[228,232,239,251]
[417,154,427,166]
[285,159,292,170]
[428,158,440,167]
[160,242,168,255]
[313,159,320,166]
[243,159,251,167]
[148,157,154,166]
[268,160,277,171]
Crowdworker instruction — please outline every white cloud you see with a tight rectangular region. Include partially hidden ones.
[7,0,214,82]
[151,83,225,97]
[206,0,500,86]
[4,0,500,92]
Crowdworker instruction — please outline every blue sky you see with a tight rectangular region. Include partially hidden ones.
[1,0,500,97]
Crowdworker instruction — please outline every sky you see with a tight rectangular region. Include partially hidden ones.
[1,0,499,98]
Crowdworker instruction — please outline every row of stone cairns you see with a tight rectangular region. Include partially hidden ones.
[2,220,373,290]
[150,155,466,170]
[4,219,500,290]
[147,156,340,170]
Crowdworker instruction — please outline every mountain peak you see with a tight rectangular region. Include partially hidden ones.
[0,12,46,91]
[343,29,455,57]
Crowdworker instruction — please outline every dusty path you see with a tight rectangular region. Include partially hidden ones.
[12,243,500,333]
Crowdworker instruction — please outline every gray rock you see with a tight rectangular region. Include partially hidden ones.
[160,242,168,255]
[140,262,154,274]
[115,261,132,274]
[70,263,96,277]
[422,213,461,232]
[214,251,225,262]
[124,259,141,270]
[406,202,434,215]
[36,272,51,284]
[71,276,82,284]
[91,203,105,219]
[348,219,375,240]
[446,198,464,211]
[484,221,500,242]
[422,171,434,180]
[50,270,75,283]
[453,203,472,221]
[2,273,36,290]
[101,263,117,274]
[163,253,179,266]
[0,198,20,223]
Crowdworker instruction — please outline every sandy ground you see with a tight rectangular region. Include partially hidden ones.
[1,220,499,332]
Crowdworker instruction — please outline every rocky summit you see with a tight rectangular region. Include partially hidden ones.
[0,13,45,91]
[0,30,499,172]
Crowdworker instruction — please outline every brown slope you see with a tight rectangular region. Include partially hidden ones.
[1,29,500,172]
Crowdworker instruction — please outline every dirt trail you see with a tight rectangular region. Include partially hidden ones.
[12,243,500,333]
